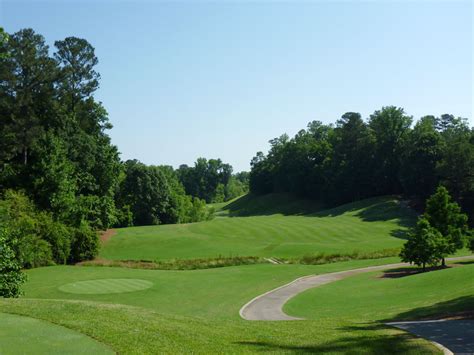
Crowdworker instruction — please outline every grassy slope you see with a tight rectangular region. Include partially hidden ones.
[285,262,474,321]
[1,298,438,354]
[0,312,113,354]
[100,195,416,261]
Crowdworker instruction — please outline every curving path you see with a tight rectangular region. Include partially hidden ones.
[239,256,474,321]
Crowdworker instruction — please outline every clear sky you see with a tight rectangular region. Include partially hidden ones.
[2,0,473,172]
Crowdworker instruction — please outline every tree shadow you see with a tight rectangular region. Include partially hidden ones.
[452,260,474,265]
[223,193,323,217]
[381,265,449,279]
[235,323,428,354]
[224,194,416,241]
[386,296,474,322]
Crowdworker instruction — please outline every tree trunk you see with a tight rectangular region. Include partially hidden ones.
[422,262,425,272]
[442,257,446,267]
[23,146,27,165]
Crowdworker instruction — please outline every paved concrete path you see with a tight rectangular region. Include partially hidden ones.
[388,319,474,355]
[239,256,474,321]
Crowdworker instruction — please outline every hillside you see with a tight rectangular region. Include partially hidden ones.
[100,194,417,261]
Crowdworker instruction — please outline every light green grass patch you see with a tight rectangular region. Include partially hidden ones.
[284,263,474,321]
[0,312,113,354]
[59,278,153,294]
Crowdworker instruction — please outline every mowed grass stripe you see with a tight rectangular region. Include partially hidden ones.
[100,195,416,261]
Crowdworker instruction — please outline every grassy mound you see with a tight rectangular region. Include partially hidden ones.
[285,262,474,321]
[100,195,416,262]
[0,312,113,354]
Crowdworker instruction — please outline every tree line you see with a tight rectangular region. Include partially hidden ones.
[249,107,474,223]
[0,28,247,277]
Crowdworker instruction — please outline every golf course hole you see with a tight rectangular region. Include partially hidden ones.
[59,278,153,294]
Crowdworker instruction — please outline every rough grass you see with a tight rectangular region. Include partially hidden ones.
[100,195,417,261]
[294,248,401,265]
[80,255,266,270]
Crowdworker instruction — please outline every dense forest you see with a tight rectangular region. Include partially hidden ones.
[0,28,247,268]
[249,109,474,223]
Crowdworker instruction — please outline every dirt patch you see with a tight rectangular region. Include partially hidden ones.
[100,229,117,244]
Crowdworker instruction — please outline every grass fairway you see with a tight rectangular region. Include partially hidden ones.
[285,261,474,322]
[0,312,113,354]
[100,195,416,261]
[3,195,471,354]
[20,258,401,319]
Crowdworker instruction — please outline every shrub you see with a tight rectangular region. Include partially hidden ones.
[37,213,72,264]
[69,221,99,263]
[0,235,27,297]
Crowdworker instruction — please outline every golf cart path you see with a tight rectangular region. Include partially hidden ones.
[240,256,474,321]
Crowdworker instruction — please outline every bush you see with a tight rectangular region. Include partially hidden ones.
[4,209,53,268]
[0,235,27,297]
[69,221,99,263]
[37,213,72,264]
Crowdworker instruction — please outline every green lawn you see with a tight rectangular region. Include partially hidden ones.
[20,258,401,320]
[2,195,472,354]
[0,312,113,354]
[285,261,474,322]
[1,298,438,354]
[1,257,450,354]
[100,195,416,261]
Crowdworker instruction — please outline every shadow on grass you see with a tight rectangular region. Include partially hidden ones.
[381,265,450,278]
[453,260,474,265]
[224,194,416,240]
[223,193,322,217]
[386,295,474,322]
[236,323,427,354]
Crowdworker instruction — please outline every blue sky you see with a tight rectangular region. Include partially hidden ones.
[2,1,472,172]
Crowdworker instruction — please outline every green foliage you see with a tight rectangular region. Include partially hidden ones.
[424,186,468,259]
[400,217,444,270]
[0,235,27,297]
[400,187,469,269]
[36,213,71,264]
[0,28,121,239]
[115,161,211,226]
[0,191,53,268]
[0,190,98,266]
[69,221,99,263]
[249,108,473,222]
[178,158,247,203]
